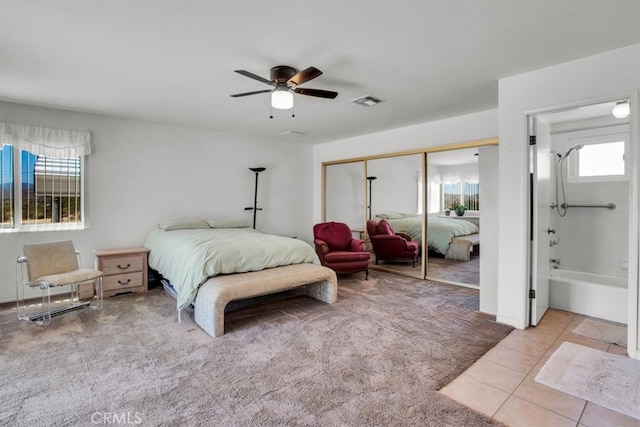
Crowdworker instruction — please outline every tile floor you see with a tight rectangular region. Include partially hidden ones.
[440,308,640,427]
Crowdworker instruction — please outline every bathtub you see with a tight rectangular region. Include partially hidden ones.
[549,269,628,324]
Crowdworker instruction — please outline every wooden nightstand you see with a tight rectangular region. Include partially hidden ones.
[94,247,149,298]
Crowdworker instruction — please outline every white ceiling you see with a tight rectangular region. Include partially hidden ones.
[1,1,639,145]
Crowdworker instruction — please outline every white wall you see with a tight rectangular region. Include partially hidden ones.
[314,109,499,220]
[367,155,422,217]
[497,44,640,335]
[313,109,500,312]
[479,145,499,314]
[325,161,365,229]
[0,101,313,303]
[551,180,629,277]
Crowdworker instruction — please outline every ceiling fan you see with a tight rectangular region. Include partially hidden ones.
[230,66,338,111]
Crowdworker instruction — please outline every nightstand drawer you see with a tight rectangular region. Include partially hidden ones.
[101,255,144,275]
[95,247,149,298]
[103,272,144,292]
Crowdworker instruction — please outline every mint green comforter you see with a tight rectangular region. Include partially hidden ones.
[387,216,479,256]
[145,228,320,310]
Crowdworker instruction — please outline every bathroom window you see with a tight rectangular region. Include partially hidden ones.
[568,132,627,182]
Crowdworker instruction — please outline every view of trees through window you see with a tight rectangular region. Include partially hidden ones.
[0,144,82,229]
[0,145,13,227]
[443,181,479,211]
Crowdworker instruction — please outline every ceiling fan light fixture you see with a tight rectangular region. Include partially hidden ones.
[612,101,630,119]
[272,88,294,110]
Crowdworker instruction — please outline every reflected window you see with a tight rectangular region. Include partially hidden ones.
[443,179,479,211]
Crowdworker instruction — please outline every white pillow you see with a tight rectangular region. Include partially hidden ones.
[205,218,250,228]
[375,212,403,220]
[158,220,210,231]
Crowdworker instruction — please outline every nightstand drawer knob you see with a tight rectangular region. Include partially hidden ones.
[118,279,131,285]
[117,263,131,270]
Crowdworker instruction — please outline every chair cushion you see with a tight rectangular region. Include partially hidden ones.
[35,269,103,287]
[324,251,371,263]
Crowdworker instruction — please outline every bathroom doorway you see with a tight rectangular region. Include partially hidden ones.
[528,98,632,327]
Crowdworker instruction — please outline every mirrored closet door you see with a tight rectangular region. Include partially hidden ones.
[322,138,498,288]
[425,148,483,287]
[324,161,365,231]
[365,154,424,279]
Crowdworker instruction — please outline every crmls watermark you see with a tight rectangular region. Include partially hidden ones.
[91,412,143,424]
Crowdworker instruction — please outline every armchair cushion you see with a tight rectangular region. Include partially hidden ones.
[325,251,371,263]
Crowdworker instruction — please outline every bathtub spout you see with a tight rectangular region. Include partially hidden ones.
[549,258,560,268]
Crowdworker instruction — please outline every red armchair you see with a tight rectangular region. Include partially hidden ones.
[313,222,370,279]
[366,219,420,267]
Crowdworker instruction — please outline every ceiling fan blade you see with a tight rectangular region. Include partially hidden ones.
[294,88,338,99]
[288,66,323,86]
[234,70,272,85]
[230,89,273,98]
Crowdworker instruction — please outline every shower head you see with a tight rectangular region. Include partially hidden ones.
[560,144,584,160]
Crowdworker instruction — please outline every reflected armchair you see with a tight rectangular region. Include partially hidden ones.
[367,219,420,267]
[313,222,370,279]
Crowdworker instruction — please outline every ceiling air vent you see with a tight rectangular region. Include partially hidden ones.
[350,95,384,107]
[279,130,307,136]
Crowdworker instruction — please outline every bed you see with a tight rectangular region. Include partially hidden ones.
[144,220,336,336]
[375,213,479,261]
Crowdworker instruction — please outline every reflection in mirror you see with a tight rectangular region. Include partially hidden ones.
[324,161,365,231]
[366,154,424,279]
[426,148,481,287]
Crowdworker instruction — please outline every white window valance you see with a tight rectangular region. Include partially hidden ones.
[0,121,92,158]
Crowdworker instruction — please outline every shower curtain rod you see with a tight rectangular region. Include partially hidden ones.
[559,202,616,210]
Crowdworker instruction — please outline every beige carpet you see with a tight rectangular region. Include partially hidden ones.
[1,271,512,426]
[535,342,640,420]
[572,318,627,347]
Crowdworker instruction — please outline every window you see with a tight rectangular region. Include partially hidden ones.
[0,144,14,228]
[443,179,479,211]
[0,122,91,232]
[23,152,83,226]
[568,132,627,182]
[0,145,84,231]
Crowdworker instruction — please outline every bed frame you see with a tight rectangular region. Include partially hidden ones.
[193,263,337,337]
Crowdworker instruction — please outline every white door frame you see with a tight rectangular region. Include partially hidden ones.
[524,91,639,359]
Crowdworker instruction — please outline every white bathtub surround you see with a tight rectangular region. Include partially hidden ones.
[550,180,629,278]
[550,269,628,323]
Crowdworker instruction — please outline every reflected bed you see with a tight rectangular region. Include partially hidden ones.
[376,213,479,261]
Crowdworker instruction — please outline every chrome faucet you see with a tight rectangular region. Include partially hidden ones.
[550,258,561,268]
[549,238,560,247]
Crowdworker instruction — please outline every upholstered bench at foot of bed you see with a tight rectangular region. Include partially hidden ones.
[194,263,337,338]
[445,233,480,262]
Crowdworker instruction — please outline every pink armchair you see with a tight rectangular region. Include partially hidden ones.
[313,222,370,279]
[366,219,420,267]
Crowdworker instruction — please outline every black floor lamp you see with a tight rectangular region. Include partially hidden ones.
[245,167,266,229]
[367,176,377,220]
